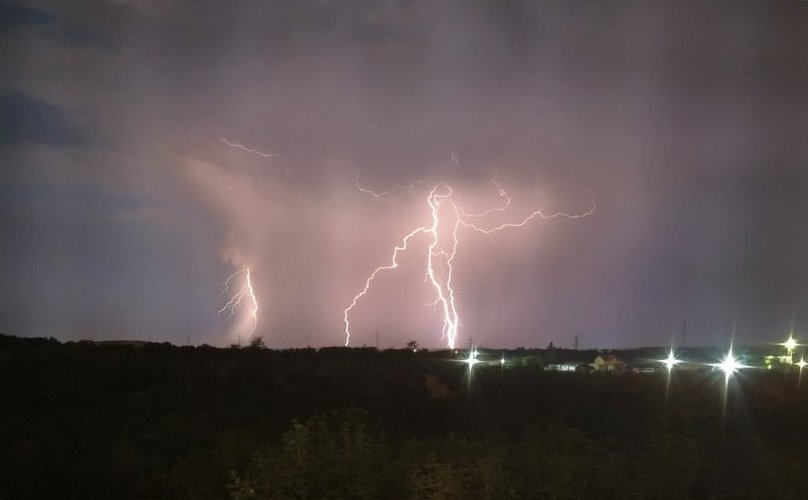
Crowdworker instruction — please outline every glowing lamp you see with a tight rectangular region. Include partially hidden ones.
[783,335,798,353]
[464,349,481,369]
[711,348,747,384]
[660,350,681,372]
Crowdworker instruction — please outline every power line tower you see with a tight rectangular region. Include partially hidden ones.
[574,333,579,350]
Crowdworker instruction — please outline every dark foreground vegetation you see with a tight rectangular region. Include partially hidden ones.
[1,335,807,499]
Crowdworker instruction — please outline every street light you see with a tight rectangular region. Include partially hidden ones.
[660,349,681,372]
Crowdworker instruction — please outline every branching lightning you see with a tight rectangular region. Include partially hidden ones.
[344,175,595,348]
[458,190,596,234]
[220,138,291,172]
[219,266,259,340]
[342,226,428,347]
[460,174,511,218]
[354,174,421,199]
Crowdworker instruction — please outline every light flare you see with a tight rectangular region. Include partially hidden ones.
[711,346,748,386]
[660,349,681,372]
[463,348,481,369]
[781,334,799,360]
[797,357,807,390]
[660,348,681,401]
[710,344,749,422]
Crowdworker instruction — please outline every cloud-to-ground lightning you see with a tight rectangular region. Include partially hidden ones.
[424,184,461,349]
[218,266,259,341]
[220,138,291,172]
[342,226,428,347]
[344,175,595,348]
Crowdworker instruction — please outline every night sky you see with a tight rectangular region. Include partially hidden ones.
[2,0,807,349]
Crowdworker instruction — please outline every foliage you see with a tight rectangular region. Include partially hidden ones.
[1,334,808,499]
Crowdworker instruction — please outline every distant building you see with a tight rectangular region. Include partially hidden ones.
[591,354,625,373]
[764,354,792,370]
[546,362,580,372]
[627,360,659,374]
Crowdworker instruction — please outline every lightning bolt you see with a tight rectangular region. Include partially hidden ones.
[354,174,421,199]
[460,172,511,218]
[220,138,291,172]
[343,226,428,347]
[219,266,259,340]
[424,184,461,349]
[344,176,595,348]
[458,179,595,234]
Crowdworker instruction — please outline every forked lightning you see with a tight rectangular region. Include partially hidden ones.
[344,177,595,348]
[219,266,259,340]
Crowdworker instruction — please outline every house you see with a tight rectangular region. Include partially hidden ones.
[591,354,625,373]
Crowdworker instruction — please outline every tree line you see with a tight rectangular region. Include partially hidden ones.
[1,334,806,499]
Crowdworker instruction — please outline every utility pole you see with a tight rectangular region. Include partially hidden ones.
[574,334,579,350]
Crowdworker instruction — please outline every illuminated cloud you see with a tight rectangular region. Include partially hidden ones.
[2,1,807,347]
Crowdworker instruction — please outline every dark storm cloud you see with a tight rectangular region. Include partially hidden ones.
[0,2,52,31]
[0,91,82,145]
[1,0,807,348]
